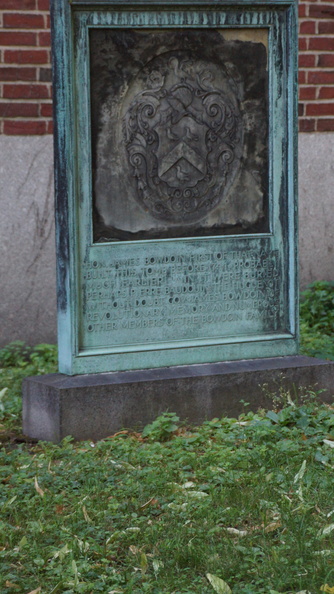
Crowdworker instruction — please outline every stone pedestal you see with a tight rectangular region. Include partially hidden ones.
[23,356,334,442]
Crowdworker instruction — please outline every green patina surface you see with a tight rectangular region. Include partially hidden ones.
[51,0,298,375]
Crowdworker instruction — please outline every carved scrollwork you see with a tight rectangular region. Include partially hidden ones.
[123,53,242,224]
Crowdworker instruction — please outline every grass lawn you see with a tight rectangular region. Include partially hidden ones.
[0,282,334,594]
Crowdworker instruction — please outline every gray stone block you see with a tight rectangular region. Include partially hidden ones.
[23,356,334,442]
[0,136,57,347]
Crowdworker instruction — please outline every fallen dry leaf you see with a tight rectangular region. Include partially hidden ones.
[320,523,334,537]
[104,430,143,441]
[139,497,157,510]
[226,527,248,537]
[264,521,281,533]
[206,573,232,593]
[34,476,44,497]
[106,430,130,438]
[82,505,92,523]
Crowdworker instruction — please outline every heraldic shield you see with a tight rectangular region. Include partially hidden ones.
[123,52,243,224]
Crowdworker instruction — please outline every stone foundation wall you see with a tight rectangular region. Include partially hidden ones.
[0,133,333,346]
[0,135,56,346]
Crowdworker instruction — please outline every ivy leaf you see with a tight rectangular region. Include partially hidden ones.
[140,552,148,574]
[266,411,279,423]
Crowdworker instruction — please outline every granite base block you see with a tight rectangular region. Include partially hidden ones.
[22,356,334,442]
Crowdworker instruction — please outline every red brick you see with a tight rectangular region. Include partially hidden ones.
[306,103,334,117]
[308,71,334,84]
[299,54,316,68]
[3,120,47,135]
[300,21,316,35]
[0,67,36,81]
[299,4,306,18]
[299,86,316,100]
[38,32,51,47]
[0,102,39,117]
[318,54,334,68]
[299,103,305,117]
[309,37,334,52]
[3,14,45,29]
[38,0,50,9]
[39,67,52,82]
[47,120,53,134]
[299,118,316,132]
[3,83,50,99]
[317,119,334,131]
[318,22,334,35]
[0,32,36,46]
[40,103,53,117]
[319,87,334,99]
[309,4,334,18]
[0,0,36,8]
[299,38,308,51]
[4,50,49,64]
[299,71,306,85]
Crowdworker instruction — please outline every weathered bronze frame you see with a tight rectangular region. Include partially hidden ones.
[51,0,298,375]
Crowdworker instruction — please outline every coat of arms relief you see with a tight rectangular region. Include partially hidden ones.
[123,53,243,223]
[90,29,268,240]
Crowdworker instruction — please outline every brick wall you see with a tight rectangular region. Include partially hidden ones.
[0,0,52,135]
[299,0,334,131]
[0,0,334,134]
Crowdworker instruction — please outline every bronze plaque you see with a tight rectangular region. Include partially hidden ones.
[90,29,269,241]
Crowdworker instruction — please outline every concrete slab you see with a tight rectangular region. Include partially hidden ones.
[22,355,334,442]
